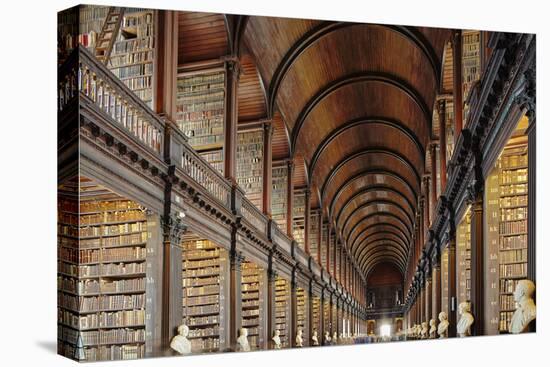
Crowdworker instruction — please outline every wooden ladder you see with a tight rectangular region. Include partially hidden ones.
[95,7,125,64]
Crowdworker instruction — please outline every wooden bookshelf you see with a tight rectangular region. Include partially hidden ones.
[441,247,450,316]
[457,208,471,307]
[237,129,264,210]
[271,165,288,230]
[275,277,290,347]
[296,287,307,343]
[182,239,228,353]
[241,261,266,350]
[311,295,321,338]
[321,222,328,270]
[309,210,320,260]
[331,302,338,336]
[323,299,330,336]
[57,195,148,361]
[445,99,455,166]
[108,10,155,108]
[462,30,481,125]
[176,69,226,174]
[292,189,306,250]
[79,6,109,50]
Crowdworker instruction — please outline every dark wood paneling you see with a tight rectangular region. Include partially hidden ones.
[178,11,228,64]
[238,54,267,122]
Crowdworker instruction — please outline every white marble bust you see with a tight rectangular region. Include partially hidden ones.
[510,279,536,334]
[420,322,428,339]
[296,328,303,347]
[170,324,192,355]
[324,331,331,344]
[429,319,437,339]
[272,330,282,349]
[237,328,251,352]
[332,331,338,344]
[437,312,449,338]
[312,330,319,346]
[457,301,474,337]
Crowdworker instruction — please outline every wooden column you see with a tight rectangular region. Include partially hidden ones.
[160,214,185,354]
[452,30,463,143]
[224,59,240,181]
[438,100,447,191]
[153,10,178,120]
[229,249,243,350]
[432,250,442,321]
[267,267,277,349]
[425,273,432,323]
[262,120,273,216]
[304,188,311,254]
[430,143,438,222]
[286,159,295,237]
[470,192,484,336]
[423,177,430,232]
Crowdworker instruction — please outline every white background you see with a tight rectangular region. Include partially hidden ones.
[0,0,547,366]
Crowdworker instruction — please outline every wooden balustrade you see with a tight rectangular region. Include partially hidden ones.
[241,197,268,233]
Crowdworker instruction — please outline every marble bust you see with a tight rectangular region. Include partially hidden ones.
[457,301,474,337]
[429,319,437,338]
[272,330,282,349]
[509,279,536,334]
[312,330,319,346]
[170,324,192,355]
[296,328,303,347]
[236,328,251,352]
[324,331,331,344]
[420,322,428,339]
[332,331,338,344]
[437,312,449,338]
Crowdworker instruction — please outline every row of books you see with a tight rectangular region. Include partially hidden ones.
[109,50,154,67]
[242,318,260,327]
[500,234,527,250]
[183,276,219,287]
[499,220,527,235]
[184,258,220,269]
[79,209,146,225]
[237,130,264,200]
[110,63,153,80]
[78,200,142,213]
[500,169,528,184]
[499,263,527,278]
[185,304,220,317]
[185,248,221,259]
[500,207,527,221]
[189,338,219,352]
[100,310,145,327]
[112,37,154,54]
[185,284,220,297]
[77,328,145,346]
[181,125,223,138]
[83,344,145,361]
[178,82,225,95]
[501,183,528,196]
[499,248,527,264]
[499,311,514,332]
[185,135,224,148]
[500,278,523,294]
[82,232,147,249]
[60,277,145,295]
[187,315,219,326]
[199,150,224,174]
[188,326,220,338]
[499,152,528,168]
[500,294,517,311]
[500,195,528,208]
[60,293,145,312]
[178,73,225,87]
[61,247,146,264]
[275,278,288,345]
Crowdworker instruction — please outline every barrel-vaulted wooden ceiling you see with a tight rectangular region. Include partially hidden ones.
[178,12,452,283]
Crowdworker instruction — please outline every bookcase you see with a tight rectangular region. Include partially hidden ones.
[321,222,328,270]
[275,277,290,347]
[311,295,321,337]
[329,233,336,275]
[271,165,288,230]
[331,302,338,335]
[241,261,266,350]
[309,210,320,260]
[58,196,148,361]
[292,189,306,250]
[485,128,528,334]
[79,6,110,50]
[445,99,455,166]
[176,69,226,175]
[237,129,264,210]
[441,246,450,316]
[323,299,330,336]
[462,30,481,125]
[335,243,341,281]
[181,238,229,353]
[296,287,307,344]
[456,208,471,308]
[108,10,155,108]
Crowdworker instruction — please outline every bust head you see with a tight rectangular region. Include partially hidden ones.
[177,324,189,337]
[313,330,318,337]
[438,311,447,322]
[514,279,535,303]
[459,301,471,315]
[240,328,248,338]
[297,328,303,336]
[333,331,337,339]
[274,330,280,337]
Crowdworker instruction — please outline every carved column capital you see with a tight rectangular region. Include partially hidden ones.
[161,213,187,244]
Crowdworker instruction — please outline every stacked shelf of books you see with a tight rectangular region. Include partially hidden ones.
[323,299,330,336]
[292,190,306,250]
[498,143,528,332]
[237,130,264,210]
[321,222,328,270]
[457,209,471,306]
[271,165,288,230]
[275,277,290,347]
[296,287,307,342]
[312,296,321,337]
[309,210,320,261]
[176,69,226,175]
[329,233,336,275]
[79,5,109,49]
[441,247,450,315]
[58,8,79,61]
[241,261,264,350]
[57,197,148,361]
[331,303,338,336]
[182,239,228,353]
[108,10,155,108]
[445,99,455,166]
[462,30,481,125]
[335,243,341,282]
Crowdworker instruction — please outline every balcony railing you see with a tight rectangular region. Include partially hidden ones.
[241,197,268,234]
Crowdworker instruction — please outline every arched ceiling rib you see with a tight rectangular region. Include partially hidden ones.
[242,16,450,283]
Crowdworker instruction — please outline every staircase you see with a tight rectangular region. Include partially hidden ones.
[95,7,125,64]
